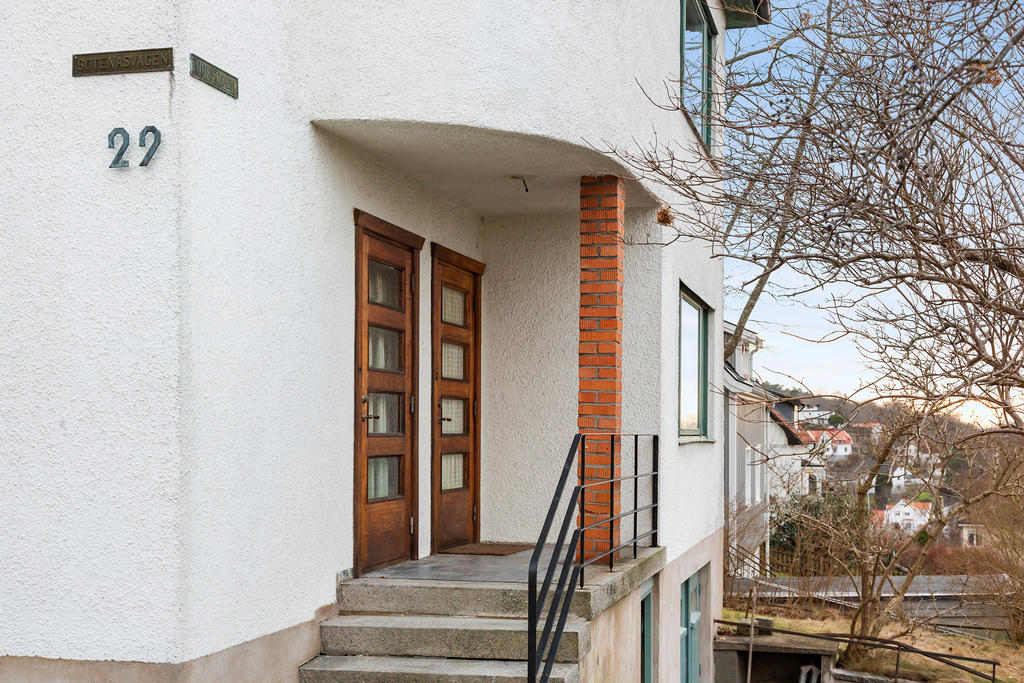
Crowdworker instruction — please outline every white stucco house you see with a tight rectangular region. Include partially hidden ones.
[723,322,771,576]
[877,499,933,534]
[798,403,834,425]
[1,1,770,681]
[762,392,819,498]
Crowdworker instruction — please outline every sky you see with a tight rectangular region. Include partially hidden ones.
[723,262,873,398]
[717,9,876,398]
[713,5,1015,427]
[724,267,1004,426]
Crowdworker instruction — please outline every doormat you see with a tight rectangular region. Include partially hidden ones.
[440,542,533,556]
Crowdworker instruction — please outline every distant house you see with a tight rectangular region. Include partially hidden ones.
[799,402,833,425]
[806,428,854,461]
[888,465,925,491]
[723,322,771,575]
[878,499,932,534]
[847,422,882,457]
[957,519,985,547]
[764,394,819,497]
[850,422,882,439]
[876,443,942,494]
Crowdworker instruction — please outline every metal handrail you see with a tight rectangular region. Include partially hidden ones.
[528,433,660,682]
[714,619,1000,682]
[578,503,658,532]
[578,471,658,488]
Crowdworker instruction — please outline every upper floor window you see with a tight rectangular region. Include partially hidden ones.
[679,286,710,437]
[681,0,717,148]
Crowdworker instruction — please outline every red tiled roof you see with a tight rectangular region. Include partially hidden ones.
[793,426,815,443]
[770,409,816,444]
[806,428,852,445]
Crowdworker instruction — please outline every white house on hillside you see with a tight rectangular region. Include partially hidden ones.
[878,499,933,534]
[806,428,854,461]
[723,322,771,574]
[1,1,770,682]
[763,392,819,498]
[723,323,825,577]
[798,403,834,425]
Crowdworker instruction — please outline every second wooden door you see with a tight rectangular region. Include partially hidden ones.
[431,245,484,551]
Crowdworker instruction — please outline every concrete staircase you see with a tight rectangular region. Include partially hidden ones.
[298,578,585,682]
[298,547,665,682]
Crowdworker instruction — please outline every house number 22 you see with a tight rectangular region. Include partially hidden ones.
[108,126,161,168]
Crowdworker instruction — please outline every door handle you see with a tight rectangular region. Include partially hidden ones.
[360,395,379,422]
[438,417,452,423]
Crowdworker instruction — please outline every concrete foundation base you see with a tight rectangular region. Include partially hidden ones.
[0,604,336,683]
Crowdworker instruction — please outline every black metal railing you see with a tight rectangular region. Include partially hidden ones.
[527,433,659,682]
[714,619,1000,682]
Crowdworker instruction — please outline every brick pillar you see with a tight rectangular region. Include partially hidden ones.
[578,175,624,562]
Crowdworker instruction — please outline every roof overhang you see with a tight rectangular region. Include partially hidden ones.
[770,409,806,446]
[724,361,766,396]
[723,0,772,28]
[312,119,660,215]
[723,320,762,347]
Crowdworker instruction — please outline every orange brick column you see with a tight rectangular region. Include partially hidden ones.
[578,175,624,562]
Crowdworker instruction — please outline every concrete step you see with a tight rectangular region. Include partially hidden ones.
[320,614,590,663]
[338,546,665,622]
[299,655,580,682]
[338,577,590,619]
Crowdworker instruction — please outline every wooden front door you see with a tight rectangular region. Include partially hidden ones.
[431,245,484,551]
[354,210,423,574]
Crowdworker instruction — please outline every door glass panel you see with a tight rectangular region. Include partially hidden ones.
[369,326,402,371]
[441,286,466,326]
[441,398,467,434]
[368,455,401,500]
[441,452,466,490]
[441,342,465,380]
[368,392,403,434]
[369,260,402,308]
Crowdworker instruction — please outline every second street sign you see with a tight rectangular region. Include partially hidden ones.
[189,54,238,99]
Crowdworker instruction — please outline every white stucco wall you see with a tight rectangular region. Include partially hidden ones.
[305,0,694,176]
[176,123,486,659]
[0,1,185,662]
[1,0,730,665]
[654,0,730,565]
[479,213,578,543]
[657,226,727,561]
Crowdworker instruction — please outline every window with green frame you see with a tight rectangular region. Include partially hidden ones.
[679,285,709,437]
[641,579,654,683]
[680,570,703,682]
[681,0,717,148]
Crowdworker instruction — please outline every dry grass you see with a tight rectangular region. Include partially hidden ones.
[721,602,1024,682]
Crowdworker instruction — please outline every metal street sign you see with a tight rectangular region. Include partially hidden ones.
[189,54,238,99]
[72,48,173,77]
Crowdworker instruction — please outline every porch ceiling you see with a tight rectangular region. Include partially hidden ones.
[313,119,659,215]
